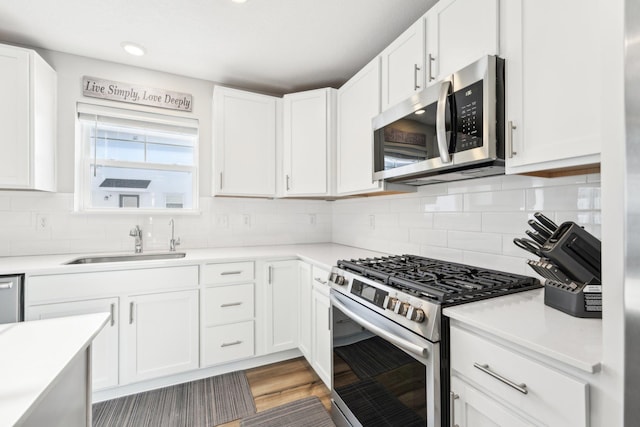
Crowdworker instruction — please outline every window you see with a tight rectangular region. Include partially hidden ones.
[76,103,198,212]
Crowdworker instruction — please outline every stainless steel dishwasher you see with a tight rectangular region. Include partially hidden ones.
[0,275,24,324]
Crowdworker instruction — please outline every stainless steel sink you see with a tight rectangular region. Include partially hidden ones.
[64,252,186,265]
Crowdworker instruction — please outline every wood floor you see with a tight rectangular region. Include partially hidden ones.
[218,357,331,427]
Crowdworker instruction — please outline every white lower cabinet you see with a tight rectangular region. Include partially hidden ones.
[204,321,255,365]
[298,262,313,360]
[311,283,331,387]
[27,297,119,391]
[450,325,588,427]
[263,260,299,353]
[122,289,199,384]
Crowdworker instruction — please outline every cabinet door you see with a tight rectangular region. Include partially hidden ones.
[283,89,333,196]
[0,45,31,188]
[336,57,383,195]
[426,0,499,84]
[312,286,331,388]
[381,18,426,109]
[264,260,299,353]
[451,376,533,427]
[213,86,277,197]
[123,289,198,383]
[503,0,601,173]
[297,262,312,361]
[27,298,119,391]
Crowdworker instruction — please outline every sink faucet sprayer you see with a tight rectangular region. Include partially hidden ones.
[169,218,181,252]
[129,225,143,253]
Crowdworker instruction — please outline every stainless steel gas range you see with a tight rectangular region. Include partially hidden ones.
[328,255,541,427]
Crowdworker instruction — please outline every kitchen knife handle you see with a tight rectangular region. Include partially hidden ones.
[534,212,559,232]
[507,121,517,158]
[525,230,547,246]
[474,363,528,394]
[528,219,552,240]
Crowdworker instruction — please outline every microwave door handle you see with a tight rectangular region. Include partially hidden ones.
[436,81,453,164]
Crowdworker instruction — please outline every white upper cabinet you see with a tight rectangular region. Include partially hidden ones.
[213,86,277,197]
[380,18,426,110]
[336,57,384,196]
[425,0,499,85]
[0,43,56,191]
[282,88,336,197]
[502,0,601,174]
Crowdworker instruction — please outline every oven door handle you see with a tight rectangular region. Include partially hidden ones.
[331,295,429,359]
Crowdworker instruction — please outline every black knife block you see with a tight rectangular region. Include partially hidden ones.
[544,279,602,319]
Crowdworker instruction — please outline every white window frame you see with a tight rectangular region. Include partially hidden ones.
[74,102,200,213]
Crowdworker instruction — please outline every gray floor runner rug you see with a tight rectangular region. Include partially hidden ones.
[92,371,256,427]
[240,396,335,427]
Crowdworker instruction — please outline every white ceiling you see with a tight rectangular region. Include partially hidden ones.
[0,0,437,95]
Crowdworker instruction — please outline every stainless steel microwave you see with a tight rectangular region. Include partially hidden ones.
[373,55,505,185]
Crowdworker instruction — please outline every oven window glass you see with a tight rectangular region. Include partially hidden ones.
[333,306,427,426]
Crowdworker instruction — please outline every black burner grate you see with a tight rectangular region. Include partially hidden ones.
[338,255,540,305]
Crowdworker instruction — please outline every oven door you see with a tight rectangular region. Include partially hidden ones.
[330,290,440,427]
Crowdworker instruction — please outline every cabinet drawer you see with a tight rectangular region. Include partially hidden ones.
[203,321,254,366]
[450,326,588,427]
[204,284,254,325]
[201,262,254,284]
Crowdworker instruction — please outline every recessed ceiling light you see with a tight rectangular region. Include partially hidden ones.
[121,42,146,56]
[415,109,425,115]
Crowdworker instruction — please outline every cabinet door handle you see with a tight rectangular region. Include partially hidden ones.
[286,174,291,191]
[110,303,115,327]
[220,270,243,276]
[473,362,528,394]
[129,302,135,324]
[220,302,242,308]
[428,53,436,82]
[314,277,328,285]
[221,340,243,348]
[328,306,331,330]
[450,391,459,427]
[507,121,517,158]
[0,282,13,290]
[219,172,224,190]
[414,64,421,90]
[268,266,273,284]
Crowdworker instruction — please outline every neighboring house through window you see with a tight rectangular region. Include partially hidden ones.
[75,103,198,212]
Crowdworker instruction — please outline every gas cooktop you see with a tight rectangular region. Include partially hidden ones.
[337,255,541,306]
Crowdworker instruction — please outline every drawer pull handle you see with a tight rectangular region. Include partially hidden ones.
[110,303,115,327]
[314,277,328,285]
[450,391,459,427]
[221,270,243,276]
[221,340,242,348]
[220,302,242,308]
[129,302,135,324]
[473,363,528,395]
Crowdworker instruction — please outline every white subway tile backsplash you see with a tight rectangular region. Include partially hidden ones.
[409,228,448,247]
[481,212,530,234]
[398,212,434,228]
[447,176,502,194]
[462,251,529,275]
[433,212,482,231]
[501,174,586,190]
[464,189,525,212]
[416,183,449,196]
[419,246,464,263]
[447,231,503,254]
[526,185,600,211]
[421,194,464,212]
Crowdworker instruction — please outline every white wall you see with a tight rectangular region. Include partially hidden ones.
[332,173,601,276]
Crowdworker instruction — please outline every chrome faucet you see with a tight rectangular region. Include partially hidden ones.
[129,225,143,253]
[169,218,181,252]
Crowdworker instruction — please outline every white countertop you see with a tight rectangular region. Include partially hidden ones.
[443,288,602,374]
[0,243,386,276]
[0,313,109,427]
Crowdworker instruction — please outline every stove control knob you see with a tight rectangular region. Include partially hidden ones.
[396,302,410,316]
[384,297,399,311]
[335,275,346,286]
[407,307,426,323]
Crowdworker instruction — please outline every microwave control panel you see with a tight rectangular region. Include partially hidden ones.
[454,80,484,152]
